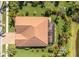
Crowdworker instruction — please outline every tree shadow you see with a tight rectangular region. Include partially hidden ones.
[76,30,79,57]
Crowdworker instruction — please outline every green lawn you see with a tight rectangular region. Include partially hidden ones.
[2,11,6,33]
[14,48,53,57]
[2,44,6,57]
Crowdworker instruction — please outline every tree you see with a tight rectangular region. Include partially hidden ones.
[18,1,24,9]
[54,1,59,7]
[8,45,16,57]
[31,1,39,7]
[25,12,29,16]
[8,1,19,31]
[44,9,53,16]
[54,16,59,24]
[9,18,15,28]
[66,7,74,16]
[52,44,59,57]
[39,1,45,8]
[2,1,6,11]
[33,11,37,16]
[72,13,79,23]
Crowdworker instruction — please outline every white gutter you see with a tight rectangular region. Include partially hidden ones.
[6,1,8,57]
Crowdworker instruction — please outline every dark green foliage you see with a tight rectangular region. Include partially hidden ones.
[62,23,69,32]
[52,44,59,57]
[2,1,6,11]
[8,45,16,57]
[41,49,44,52]
[18,1,24,9]
[31,49,34,52]
[66,7,73,16]
[31,1,39,7]
[9,18,15,28]
[58,39,65,46]
[9,1,19,14]
[44,9,53,16]
[48,47,53,53]
[39,1,45,8]
[25,12,29,16]
[54,1,59,7]
[36,49,39,52]
[54,16,59,24]
[42,54,46,57]
[33,11,37,16]
[72,13,79,23]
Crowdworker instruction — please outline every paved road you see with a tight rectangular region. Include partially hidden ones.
[0,1,2,57]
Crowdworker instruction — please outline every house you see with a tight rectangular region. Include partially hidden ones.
[2,16,54,47]
[15,16,49,47]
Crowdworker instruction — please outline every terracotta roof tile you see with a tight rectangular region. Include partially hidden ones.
[15,16,48,46]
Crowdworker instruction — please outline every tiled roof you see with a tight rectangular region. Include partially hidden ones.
[15,16,48,46]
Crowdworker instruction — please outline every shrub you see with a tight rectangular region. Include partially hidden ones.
[31,2,38,7]
[54,1,59,7]
[25,48,30,50]
[25,12,29,16]
[39,1,45,8]
[52,44,59,56]
[8,44,16,57]
[48,54,52,57]
[48,47,53,53]
[36,49,39,52]
[58,47,69,57]
[42,54,46,57]
[41,49,44,52]
[33,11,37,16]
[8,48,16,57]
[31,49,34,52]
[44,9,53,16]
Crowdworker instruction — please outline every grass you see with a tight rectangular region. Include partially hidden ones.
[7,1,79,57]
[14,47,53,57]
[18,3,45,16]
[2,44,6,57]
[2,11,6,33]
[54,16,64,44]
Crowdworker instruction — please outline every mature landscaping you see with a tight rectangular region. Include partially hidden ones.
[2,1,79,57]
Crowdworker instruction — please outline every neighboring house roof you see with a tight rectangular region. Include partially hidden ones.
[15,16,48,47]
